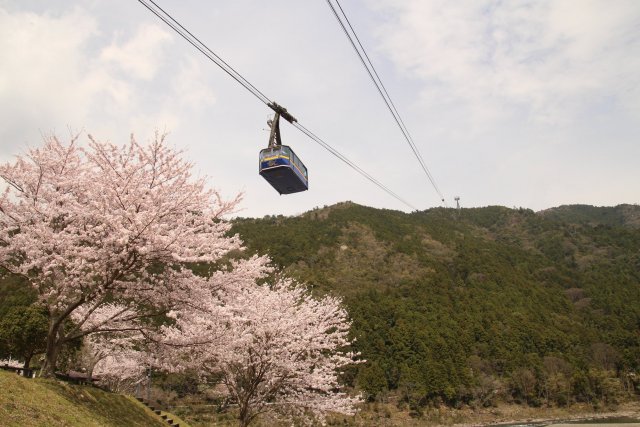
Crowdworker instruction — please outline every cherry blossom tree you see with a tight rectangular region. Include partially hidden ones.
[0,133,242,376]
[160,271,363,427]
[79,332,147,392]
[73,303,146,384]
[0,132,362,423]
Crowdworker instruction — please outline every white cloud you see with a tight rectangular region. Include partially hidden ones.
[100,23,172,80]
[0,4,179,156]
[372,0,640,128]
[171,57,217,110]
[0,7,102,150]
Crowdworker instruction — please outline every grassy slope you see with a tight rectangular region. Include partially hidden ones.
[0,371,189,427]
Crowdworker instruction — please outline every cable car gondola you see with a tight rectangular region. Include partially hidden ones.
[259,103,308,195]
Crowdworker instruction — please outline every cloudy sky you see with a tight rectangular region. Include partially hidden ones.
[1,0,638,218]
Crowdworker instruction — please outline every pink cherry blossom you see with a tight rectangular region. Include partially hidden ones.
[0,133,242,376]
[1,133,362,425]
[158,276,363,426]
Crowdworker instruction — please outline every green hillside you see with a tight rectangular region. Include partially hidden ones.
[1,202,638,422]
[0,370,188,427]
[231,202,640,407]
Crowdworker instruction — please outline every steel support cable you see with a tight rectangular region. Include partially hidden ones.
[292,122,416,210]
[137,0,416,210]
[329,0,443,199]
[139,0,271,105]
[333,0,444,201]
[326,0,446,204]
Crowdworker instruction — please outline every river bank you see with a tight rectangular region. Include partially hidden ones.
[168,397,640,426]
[452,401,640,426]
[347,400,640,426]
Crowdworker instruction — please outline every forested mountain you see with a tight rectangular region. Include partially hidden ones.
[232,202,640,407]
[540,204,640,229]
[2,202,638,413]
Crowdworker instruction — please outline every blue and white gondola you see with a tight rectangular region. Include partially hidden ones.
[259,145,308,194]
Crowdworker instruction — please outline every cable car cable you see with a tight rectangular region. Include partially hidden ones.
[327,0,444,202]
[326,0,446,204]
[137,0,416,210]
[292,122,416,210]
[333,0,444,201]
[138,0,271,106]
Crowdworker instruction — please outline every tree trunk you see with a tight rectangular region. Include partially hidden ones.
[238,401,251,427]
[239,411,250,427]
[87,363,95,384]
[23,355,32,377]
[41,318,62,378]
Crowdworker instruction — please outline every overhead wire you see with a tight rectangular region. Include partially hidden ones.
[138,0,271,106]
[137,0,416,210]
[326,0,446,205]
[292,122,415,209]
[328,0,445,203]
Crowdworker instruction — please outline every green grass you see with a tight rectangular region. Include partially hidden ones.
[0,370,190,427]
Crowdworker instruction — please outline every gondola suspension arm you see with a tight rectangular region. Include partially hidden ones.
[267,102,297,148]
